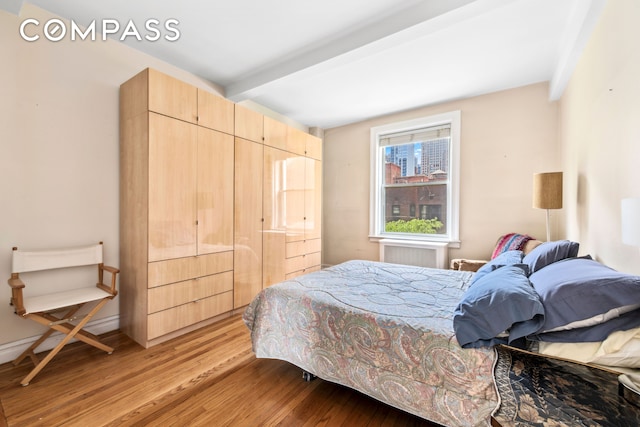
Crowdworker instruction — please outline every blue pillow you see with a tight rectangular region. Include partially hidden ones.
[522,240,579,274]
[453,266,545,348]
[471,250,524,286]
[529,257,640,337]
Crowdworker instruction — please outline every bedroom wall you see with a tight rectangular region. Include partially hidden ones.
[558,0,640,275]
[0,4,221,346]
[322,83,560,266]
[0,4,305,349]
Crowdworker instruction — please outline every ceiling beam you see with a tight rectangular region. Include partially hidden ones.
[0,0,24,15]
[549,0,607,100]
[225,0,509,101]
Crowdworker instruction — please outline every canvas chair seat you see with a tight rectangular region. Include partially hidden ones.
[7,242,119,386]
[22,287,113,315]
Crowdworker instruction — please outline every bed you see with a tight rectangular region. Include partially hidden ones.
[243,240,640,426]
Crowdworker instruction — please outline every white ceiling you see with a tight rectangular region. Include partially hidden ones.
[11,0,606,129]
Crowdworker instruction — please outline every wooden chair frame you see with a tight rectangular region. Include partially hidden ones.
[7,242,119,386]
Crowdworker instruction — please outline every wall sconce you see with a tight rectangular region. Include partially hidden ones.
[532,172,563,241]
[621,197,640,246]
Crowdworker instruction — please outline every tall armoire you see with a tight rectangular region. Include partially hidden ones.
[119,68,322,348]
[234,107,323,310]
[119,68,235,348]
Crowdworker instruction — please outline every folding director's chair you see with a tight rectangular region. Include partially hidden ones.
[7,242,119,386]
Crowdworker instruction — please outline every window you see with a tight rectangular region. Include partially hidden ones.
[369,111,460,243]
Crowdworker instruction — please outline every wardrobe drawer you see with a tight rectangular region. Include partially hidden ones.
[285,264,320,281]
[285,255,305,274]
[148,271,233,313]
[305,251,321,269]
[285,238,321,259]
[148,251,233,288]
[147,290,233,340]
[286,241,306,259]
[284,251,321,276]
[305,238,321,254]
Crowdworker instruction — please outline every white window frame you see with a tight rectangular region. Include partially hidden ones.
[369,111,461,246]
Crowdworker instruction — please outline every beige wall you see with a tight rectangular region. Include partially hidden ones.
[323,83,560,266]
[0,5,221,345]
[559,0,640,274]
[0,4,299,349]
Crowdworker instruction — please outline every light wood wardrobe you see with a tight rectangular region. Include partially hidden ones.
[119,68,322,347]
[233,107,323,309]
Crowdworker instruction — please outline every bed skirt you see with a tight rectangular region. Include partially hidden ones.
[492,346,640,426]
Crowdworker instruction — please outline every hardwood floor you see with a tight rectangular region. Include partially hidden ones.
[0,314,441,426]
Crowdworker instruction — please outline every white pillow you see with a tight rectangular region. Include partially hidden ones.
[542,303,640,333]
[538,326,640,369]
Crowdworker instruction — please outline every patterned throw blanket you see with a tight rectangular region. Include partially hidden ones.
[491,233,533,259]
[244,260,498,427]
[492,346,640,426]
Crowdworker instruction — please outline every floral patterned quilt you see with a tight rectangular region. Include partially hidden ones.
[243,260,498,427]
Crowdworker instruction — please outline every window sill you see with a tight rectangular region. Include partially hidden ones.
[369,235,461,249]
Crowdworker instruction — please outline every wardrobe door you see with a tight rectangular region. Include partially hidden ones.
[305,157,322,241]
[235,104,263,143]
[148,113,198,262]
[147,68,198,124]
[262,146,288,288]
[263,116,287,150]
[234,137,263,308]
[305,133,322,160]
[197,127,234,255]
[286,126,306,156]
[285,155,306,243]
[197,89,234,134]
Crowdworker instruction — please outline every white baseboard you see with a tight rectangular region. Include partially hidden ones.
[0,315,120,365]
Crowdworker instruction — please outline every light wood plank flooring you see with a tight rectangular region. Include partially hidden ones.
[0,314,440,426]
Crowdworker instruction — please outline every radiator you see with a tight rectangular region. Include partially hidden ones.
[379,239,448,269]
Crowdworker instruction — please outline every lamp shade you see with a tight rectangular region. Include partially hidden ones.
[533,172,563,209]
[621,197,640,246]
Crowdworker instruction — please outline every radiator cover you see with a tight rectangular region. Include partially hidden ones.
[379,239,448,269]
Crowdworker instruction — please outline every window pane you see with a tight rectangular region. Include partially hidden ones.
[382,137,449,235]
[384,139,449,182]
[384,184,447,234]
